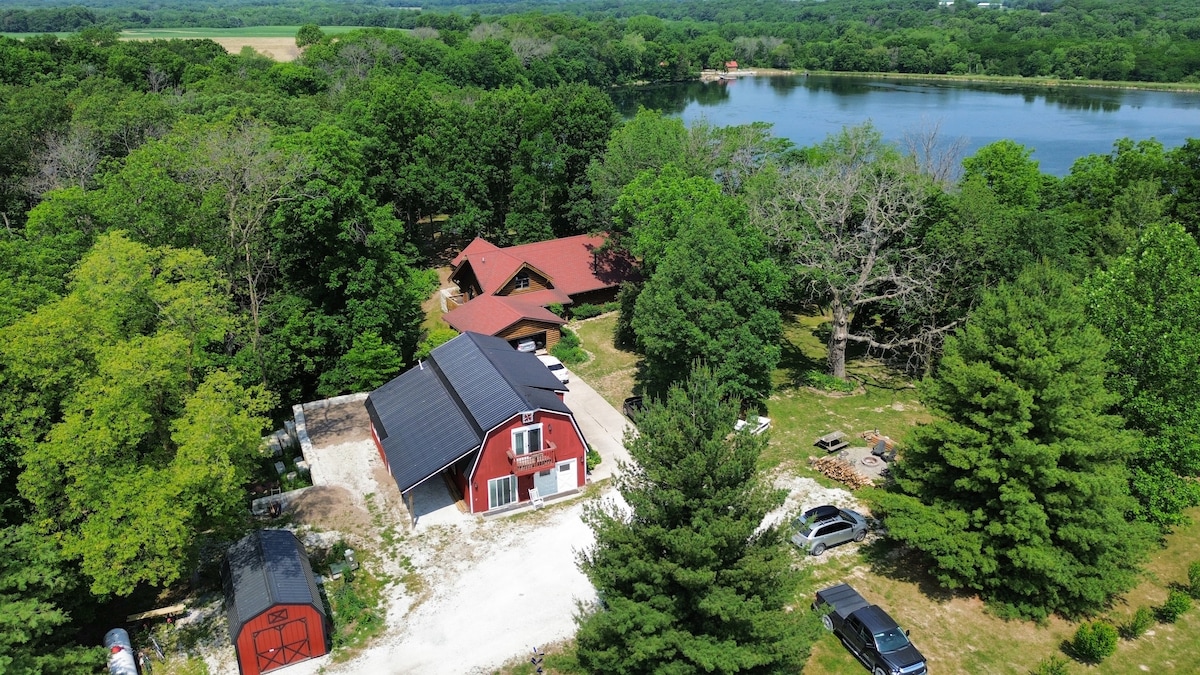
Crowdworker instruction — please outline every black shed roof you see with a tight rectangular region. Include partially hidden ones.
[222,530,325,639]
[366,332,571,494]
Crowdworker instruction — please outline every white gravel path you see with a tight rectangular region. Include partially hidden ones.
[200,394,862,675]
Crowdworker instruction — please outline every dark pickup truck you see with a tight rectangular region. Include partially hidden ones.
[813,583,928,675]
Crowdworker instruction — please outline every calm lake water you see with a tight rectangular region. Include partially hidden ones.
[612,75,1200,175]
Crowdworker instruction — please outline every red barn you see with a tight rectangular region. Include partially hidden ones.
[366,332,589,514]
[222,530,329,675]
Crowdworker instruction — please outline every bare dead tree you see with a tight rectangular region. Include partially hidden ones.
[339,43,374,80]
[184,122,315,381]
[759,36,784,54]
[752,125,956,379]
[470,22,507,42]
[902,117,967,190]
[24,127,102,198]
[146,67,170,94]
[509,35,553,67]
[411,26,440,41]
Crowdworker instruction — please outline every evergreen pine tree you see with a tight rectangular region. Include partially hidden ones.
[877,265,1153,618]
[576,365,819,673]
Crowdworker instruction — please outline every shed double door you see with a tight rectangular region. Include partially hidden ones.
[533,459,578,499]
[253,616,314,673]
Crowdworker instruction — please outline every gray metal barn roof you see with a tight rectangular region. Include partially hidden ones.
[222,529,325,639]
[366,331,571,494]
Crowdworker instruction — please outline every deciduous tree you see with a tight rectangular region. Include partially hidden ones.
[1084,221,1200,527]
[632,190,782,402]
[752,124,946,379]
[4,233,271,595]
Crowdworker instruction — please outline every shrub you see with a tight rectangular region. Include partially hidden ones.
[552,345,587,365]
[571,303,604,319]
[1120,605,1154,640]
[1071,620,1118,662]
[547,303,565,317]
[585,447,602,472]
[1188,560,1200,599]
[415,328,458,360]
[805,371,856,393]
[1158,589,1192,623]
[556,327,580,348]
[1029,655,1070,675]
[551,328,588,365]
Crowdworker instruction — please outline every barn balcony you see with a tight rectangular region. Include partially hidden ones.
[507,441,558,476]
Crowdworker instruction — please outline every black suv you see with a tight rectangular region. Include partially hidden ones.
[622,396,645,419]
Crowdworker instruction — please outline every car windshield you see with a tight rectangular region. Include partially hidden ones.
[839,509,857,522]
[792,518,814,537]
[873,628,911,653]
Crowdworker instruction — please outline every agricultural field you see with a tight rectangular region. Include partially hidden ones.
[2,25,372,61]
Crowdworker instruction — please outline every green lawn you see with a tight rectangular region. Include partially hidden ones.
[568,308,1200,675]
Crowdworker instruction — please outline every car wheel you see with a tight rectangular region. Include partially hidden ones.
[854,529,867,542]
[821,615,834,632]
[810,543,826,556]
[873,667,887,675]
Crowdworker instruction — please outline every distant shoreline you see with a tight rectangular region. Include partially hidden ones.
[697,68,1200,94]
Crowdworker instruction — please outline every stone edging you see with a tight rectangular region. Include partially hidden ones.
[292,392,370,487]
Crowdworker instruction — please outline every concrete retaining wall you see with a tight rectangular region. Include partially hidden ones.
[292,392,369,487]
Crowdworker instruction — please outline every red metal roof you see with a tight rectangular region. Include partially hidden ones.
[443,295,565,335]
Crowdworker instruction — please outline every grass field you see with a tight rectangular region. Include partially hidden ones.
[565,309,1200,675]
[122,26,368,39]
[2,26,376,61]
[2,25,369,39]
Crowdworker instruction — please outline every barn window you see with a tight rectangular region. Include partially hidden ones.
[488,475,518,509]
[514,271,530,290]
[511,423,543,456]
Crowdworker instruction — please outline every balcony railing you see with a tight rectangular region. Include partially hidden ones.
[506,441,558,476]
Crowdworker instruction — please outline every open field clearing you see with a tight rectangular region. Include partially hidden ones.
[3,26,372,61]
[559,310,1200,675]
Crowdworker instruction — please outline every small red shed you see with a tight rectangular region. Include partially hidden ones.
[725,60,739,71]
[222,530,329,675]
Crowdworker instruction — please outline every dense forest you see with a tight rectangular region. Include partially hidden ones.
[5,0,1200,82]
[2,2,1200,669]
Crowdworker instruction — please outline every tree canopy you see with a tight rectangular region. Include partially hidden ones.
[1084,221,1200,527]
[631,174,783,402]
[876,265,1154,618]
[4,233,273,595]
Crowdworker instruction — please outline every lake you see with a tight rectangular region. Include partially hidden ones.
[612,75,1200,175]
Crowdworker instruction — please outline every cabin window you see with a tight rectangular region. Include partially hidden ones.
[488,475,517,509]
[514,271,530,290]
[512,423,543,455]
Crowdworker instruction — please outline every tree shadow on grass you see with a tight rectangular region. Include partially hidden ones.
[858,537,970,605]
[779,309,825,389]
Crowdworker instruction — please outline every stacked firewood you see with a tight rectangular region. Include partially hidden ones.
[808,455,874,490]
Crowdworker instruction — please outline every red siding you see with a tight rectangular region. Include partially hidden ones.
[467,410,587,513]
[369,422,389,472]
[234,604,328,675]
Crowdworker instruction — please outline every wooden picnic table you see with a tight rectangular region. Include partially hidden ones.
[814,430,850,453]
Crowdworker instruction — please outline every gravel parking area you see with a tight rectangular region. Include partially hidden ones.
[199,393,861,674]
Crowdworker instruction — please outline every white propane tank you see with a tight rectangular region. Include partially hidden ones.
[103,628,138,675]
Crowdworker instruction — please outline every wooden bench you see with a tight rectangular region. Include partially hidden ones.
[814,430,850,453]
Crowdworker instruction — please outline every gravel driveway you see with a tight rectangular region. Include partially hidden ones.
[200,388,862,675]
